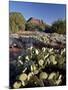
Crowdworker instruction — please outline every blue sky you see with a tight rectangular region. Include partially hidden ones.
[9,1,66,25]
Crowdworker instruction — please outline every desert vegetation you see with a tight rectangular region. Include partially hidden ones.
[9,12,66,34]
[9,12,66,89]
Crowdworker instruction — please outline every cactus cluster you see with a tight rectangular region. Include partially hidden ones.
[11,46,66,89]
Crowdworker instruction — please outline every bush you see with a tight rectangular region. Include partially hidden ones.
[51,20,66,34]
[9,12,26,33]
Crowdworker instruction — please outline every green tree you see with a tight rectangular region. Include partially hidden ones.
[25,22,36,31]
[25,22,45,31]
[9,12,26,33]
[51,20,66,34]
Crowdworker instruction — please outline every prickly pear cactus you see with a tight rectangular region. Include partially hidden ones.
[10,46,66,89]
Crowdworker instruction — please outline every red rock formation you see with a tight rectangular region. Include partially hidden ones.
[27,17,44,25]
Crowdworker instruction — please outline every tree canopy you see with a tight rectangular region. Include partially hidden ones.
[51,20,66,34]
[9,12,26,33]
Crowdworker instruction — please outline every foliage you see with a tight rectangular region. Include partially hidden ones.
[51,20,66,34]
[25,22,37,31]
[25,21,45,31]
[9,12,66,34]
[9,12,26,33]
[44,24,53,33]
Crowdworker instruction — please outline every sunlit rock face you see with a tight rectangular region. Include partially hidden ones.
[27,17,44,26]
